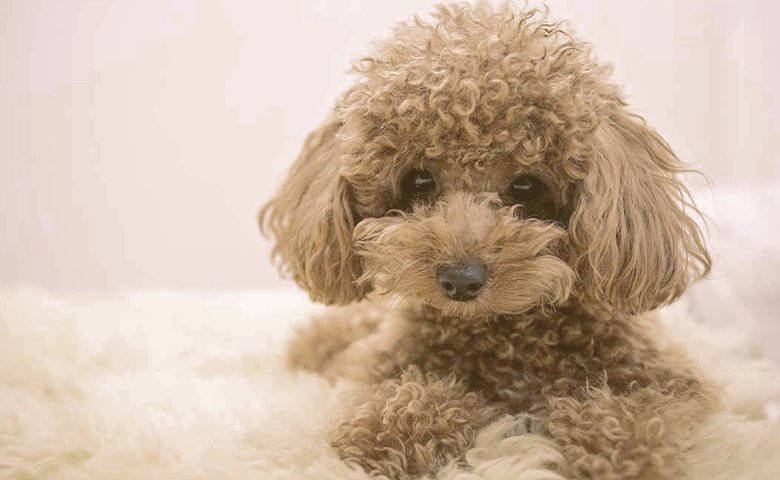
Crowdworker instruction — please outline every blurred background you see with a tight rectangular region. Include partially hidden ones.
[1,0,778,308]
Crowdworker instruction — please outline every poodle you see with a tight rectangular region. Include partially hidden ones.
[260,3,716,479]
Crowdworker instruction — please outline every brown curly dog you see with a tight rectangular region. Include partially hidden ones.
[260,3,716,479]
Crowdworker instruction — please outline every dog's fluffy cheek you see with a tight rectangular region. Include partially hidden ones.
[353,218,453,302]
[484,256,575,314]
[355,238,442,301]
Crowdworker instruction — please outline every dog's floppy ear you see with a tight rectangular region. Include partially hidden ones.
[568,111,711,314]
[259,116,363,305]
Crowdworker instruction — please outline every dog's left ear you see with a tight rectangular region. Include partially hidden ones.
[568,111,711,314]
[259,117,364,305]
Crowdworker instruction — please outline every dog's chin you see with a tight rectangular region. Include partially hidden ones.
[410,294,541,319]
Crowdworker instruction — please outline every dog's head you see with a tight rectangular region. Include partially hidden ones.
[260,3,710,317]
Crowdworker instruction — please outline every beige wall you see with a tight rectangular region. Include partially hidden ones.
[1,0,778,292]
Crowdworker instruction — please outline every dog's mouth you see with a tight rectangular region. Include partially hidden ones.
[353,195,575,317]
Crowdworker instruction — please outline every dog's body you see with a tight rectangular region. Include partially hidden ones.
[261,4,715,478]
[287,301,713,479]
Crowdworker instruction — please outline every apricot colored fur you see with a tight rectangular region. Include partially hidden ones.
[262,3,715,479]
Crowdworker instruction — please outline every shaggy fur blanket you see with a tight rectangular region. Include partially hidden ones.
[0,289,779,479]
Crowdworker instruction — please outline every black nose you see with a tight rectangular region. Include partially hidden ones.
[436,262,488,302]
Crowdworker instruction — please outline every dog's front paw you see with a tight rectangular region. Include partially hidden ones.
[330,367,498,479]
[286,303,387,378]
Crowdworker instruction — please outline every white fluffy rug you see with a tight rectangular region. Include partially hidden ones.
[1,289,779,479]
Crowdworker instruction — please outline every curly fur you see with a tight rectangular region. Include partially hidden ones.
[260,3,715,479]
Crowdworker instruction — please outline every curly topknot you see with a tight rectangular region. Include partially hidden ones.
[339,3,620,175]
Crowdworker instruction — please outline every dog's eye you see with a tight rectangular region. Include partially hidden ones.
[400,169,436,199]
[506,174,568,225]
[508,175,548,204]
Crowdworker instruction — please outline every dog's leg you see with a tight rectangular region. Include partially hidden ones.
[286,301,394,381]
[542,383,711,479]
[330,367,499,479]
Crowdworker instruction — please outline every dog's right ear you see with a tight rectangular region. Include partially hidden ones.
[567,111,711,315]
[259,117,364,305]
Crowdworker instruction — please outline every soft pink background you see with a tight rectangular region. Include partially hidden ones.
[1,0,778,292]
